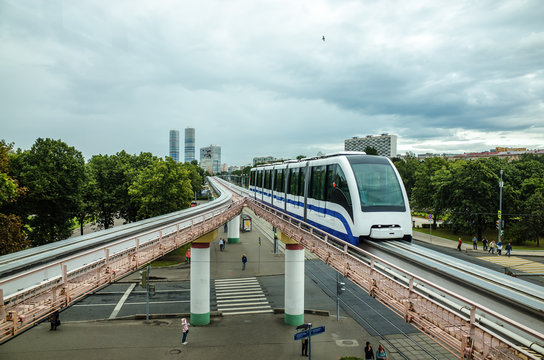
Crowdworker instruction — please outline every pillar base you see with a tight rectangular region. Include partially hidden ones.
[190,312,210,326]
[227,237,239,244]
[284,313,304,326]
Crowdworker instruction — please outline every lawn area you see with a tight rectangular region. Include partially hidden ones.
[152,244,190,267]
[413,222,544,250]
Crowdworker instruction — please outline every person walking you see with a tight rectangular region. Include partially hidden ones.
[472,235,478,250]
[301,338,308,356]
[181,318,190,345]
[482,237,488,251]
[496,241,503,256]
[506,242,512,257]
[364,341,374,360]
[185,248,191,264]
[242,254,247,270]
[219,238,224,251]
[457,237,462,251]
[376,344,387,360]
[49,311,60,330]
[488,240,496,254]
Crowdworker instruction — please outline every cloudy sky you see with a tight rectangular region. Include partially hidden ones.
[1,0,543,165]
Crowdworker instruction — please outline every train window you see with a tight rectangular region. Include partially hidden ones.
[274,169,284,192]
[264,170,271,190]
[250,170,255,186]
[309,166,326,201]
[288,168,299,195]
[298,167,306,197]
[257,170,263,187]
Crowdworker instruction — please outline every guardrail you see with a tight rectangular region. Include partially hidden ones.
[216,178,544,360]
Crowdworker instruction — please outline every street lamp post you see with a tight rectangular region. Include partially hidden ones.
[498,169,504,243]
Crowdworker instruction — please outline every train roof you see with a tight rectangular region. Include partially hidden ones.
[252,151,368,168]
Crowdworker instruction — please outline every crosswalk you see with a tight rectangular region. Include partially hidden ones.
[214,277,273,315]
[477,256,544,275]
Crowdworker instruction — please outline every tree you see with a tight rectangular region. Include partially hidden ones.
[392,152,420,200]
[0,140,29,255]
[296,155,306,160]
[411,157,449,228]
[128,157,193,220]
[520,191,544,246]
[363,146,378,155]
[9,138,85,245]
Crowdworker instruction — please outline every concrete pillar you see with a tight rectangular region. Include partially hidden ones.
[227,215,240,244]
[285,243,305,326]
[190,242,210,325]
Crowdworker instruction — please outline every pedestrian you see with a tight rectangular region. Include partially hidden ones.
[472,235,477,250]
[376,344,387,360]
[242,254,247,270]
[496,241,503,256]
[482,237,488,251]
[185,248,191,263]
[181,317,190,344]
[489,240,495,254]
[364,341,374,360]
[457,237,462,251]
[301,338,308,356]
[224,223,228,233]
[219,238,224,251]
[506,242,512,257]
[49,311,60,330]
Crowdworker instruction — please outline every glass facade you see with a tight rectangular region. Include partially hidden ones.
[200,145,221,174]
[169,130,180,162]
[184,127,195,162]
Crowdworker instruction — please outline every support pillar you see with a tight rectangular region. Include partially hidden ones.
[227,215,240,244]
[285,243,305,326]
[190,242,211,325]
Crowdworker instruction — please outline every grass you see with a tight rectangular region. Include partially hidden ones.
[151,244,190,268]
[413,221,544,250]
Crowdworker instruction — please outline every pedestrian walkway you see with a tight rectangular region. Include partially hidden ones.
[477,256,544,275]
[214,277,273,315]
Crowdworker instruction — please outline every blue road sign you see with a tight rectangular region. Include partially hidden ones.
[294,326,325,340]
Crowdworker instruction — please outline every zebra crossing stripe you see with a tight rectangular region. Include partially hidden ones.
[214,277,273,315]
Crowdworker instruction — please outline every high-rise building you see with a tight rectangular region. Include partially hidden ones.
[200,145,221,174]
[252,156,277,166]
[169,129,180,162]
[184,127,195,163]
[344,134,397,157]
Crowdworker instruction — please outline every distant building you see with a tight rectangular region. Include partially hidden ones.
[228,166,240,173]
[200,145,221,174]
[221,163,228,172]
[169,129,180,162]
[253,156,277,166]
[416,147,544,162]
[184,127,195,163]
[344,134,397,157]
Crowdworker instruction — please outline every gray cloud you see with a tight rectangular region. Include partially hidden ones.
[1,0,543,165]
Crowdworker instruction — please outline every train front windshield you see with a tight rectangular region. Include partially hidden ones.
[349,157,406,212]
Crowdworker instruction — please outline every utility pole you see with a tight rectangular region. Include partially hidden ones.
[498,169,504,244]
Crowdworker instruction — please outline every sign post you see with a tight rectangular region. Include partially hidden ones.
[294,323,326,359]
[428,214,433,242]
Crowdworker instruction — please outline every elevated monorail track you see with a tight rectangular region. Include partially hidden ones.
[0,178,243,343]
[219,177,544,359]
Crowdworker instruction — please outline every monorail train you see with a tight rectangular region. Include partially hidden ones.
[249,152,412,246]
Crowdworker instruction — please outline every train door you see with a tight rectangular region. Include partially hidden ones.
[283,166,289,213]
[302,164,309,221]
[309,165,326,218]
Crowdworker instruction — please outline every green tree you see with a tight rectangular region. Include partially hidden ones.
[0,140,29,255]
[520,191,544,246]
[392,152,420,200]
[296,155,306,160]
[9,138,85,245]
[128,157,193,220]
[411,157,449,228]
[363,146,378,155]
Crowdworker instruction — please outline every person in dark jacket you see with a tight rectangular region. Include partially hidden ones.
[242,254,247,270]
[364,341,374,359]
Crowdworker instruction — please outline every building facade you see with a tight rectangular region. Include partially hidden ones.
[200,145,221,174]
[344,134,397,157]
[184,127,195,163]
[253,156,277,166]
[169,129,180,162]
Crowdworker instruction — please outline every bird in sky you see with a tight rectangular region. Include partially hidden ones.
[322,35,325,41]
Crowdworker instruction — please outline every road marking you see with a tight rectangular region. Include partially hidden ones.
[213,277,272,315]
[109,283,136,319]
[75,300,190,307]
[477,256,544,275]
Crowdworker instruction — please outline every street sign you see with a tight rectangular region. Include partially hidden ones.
[428,214,433,219]
[294,326,325,340]
[498,210,502,219]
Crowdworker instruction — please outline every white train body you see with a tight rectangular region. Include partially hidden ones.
[249,152,412,246]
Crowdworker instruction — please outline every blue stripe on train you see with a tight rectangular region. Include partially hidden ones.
[251,189,358,246]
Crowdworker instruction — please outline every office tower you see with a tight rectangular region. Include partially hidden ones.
[169,129,180,162]
[200,145,221,174]
[344,134,397,157]
[184,127,195,162]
